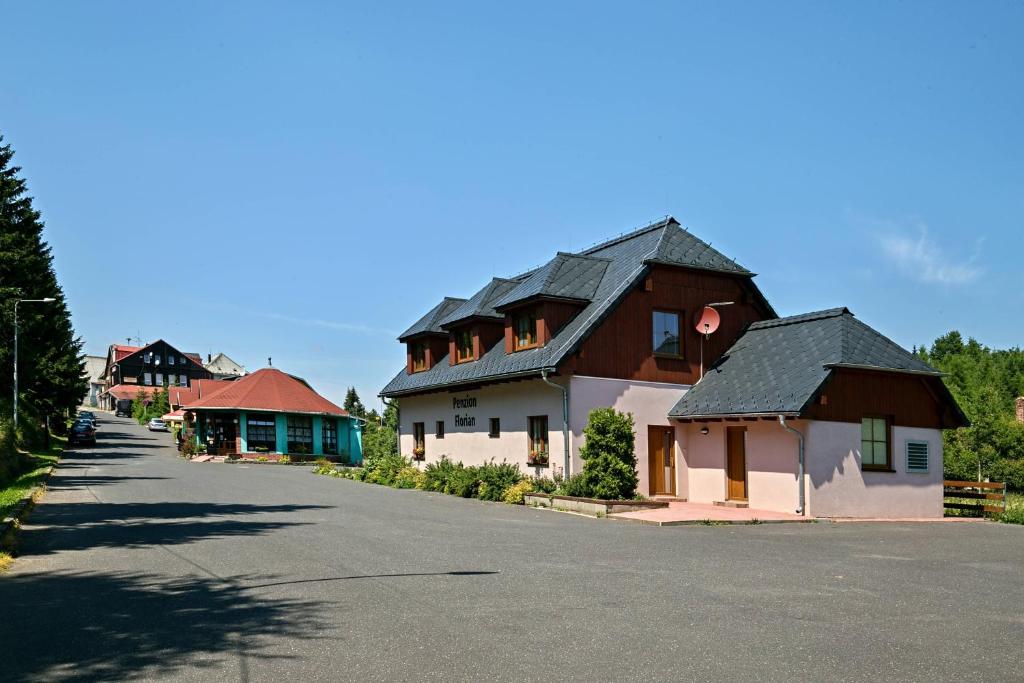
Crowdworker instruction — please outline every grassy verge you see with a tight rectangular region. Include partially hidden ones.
[0,438,64,522]
[999,492,1024,525]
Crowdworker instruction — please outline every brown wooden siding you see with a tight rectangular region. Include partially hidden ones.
[540,300,583,345]
[562,265,771,384]
[477,321,504,357]
[406,336,448,374]
[805,368,957,429]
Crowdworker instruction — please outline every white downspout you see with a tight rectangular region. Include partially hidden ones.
[778,415,806,515]
[540,369,570,479]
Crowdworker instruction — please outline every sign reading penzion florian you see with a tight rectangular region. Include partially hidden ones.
[453,395,477,427]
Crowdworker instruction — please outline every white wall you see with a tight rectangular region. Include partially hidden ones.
[677,420,806,512]
[398,378,567,477]
[568,376,689,495]
[806,421,944,518]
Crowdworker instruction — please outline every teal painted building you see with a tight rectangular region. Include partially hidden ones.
[182,368,362,462]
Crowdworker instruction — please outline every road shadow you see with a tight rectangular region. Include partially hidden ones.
[16,502,333,557]
[0,570,328,681]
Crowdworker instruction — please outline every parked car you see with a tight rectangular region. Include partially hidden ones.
[115,409,129,417]
[147,419,168,432]
[76,416,98,431]
[69,422,96,447]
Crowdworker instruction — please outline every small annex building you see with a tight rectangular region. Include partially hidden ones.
[380,217,966,518]
[669,308,967,518]
[182,368,362,463]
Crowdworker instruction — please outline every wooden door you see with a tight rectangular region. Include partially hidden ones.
[726,427,747,501]
[647,426,676,496]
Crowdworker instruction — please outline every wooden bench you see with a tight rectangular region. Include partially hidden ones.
[943,480,1007,516]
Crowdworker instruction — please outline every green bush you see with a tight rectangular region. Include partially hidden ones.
[475,461,524,501]
[530,476,558,494]
[313,457,334,475]
[364,453,409,486]
[422,456,461,492]
[393,466,425,489]
[278,455,291,464]
[575,407,637,500]
[557,472,593,498]
[444,466,480,498]
[502,479,535,504]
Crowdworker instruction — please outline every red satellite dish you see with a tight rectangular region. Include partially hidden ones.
[694,306,721,337]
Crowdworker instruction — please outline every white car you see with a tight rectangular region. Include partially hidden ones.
[147,419,168,432]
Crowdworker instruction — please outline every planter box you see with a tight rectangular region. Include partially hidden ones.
[523,493,669,516]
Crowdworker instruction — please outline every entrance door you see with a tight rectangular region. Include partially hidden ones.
[647,426,676,496]
[211,414,237,455]
[726,427,747,501]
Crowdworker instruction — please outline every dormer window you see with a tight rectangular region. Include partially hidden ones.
[411,342,428,372]
[512,310,539,351]
[455,329,474,363]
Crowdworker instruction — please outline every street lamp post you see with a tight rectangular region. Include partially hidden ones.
[13,297,56,431]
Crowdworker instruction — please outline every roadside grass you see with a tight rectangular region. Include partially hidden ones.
[999,492,1024,525]
[0,437,64,522]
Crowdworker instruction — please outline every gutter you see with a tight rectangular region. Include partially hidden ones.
[777,415,806,515]
[540,369,570,479]
[380,367,557,399]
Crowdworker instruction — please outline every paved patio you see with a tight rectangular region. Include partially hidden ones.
[611,501,811,525]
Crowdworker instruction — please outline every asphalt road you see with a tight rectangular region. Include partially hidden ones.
[2,414,1022,682]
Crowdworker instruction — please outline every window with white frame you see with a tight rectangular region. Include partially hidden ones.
[156,373,163,386]
[155,355,161,365]
[168,356,175,365]
[179,376,188,386]
[143,372,152,385]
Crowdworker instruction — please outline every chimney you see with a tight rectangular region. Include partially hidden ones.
[1016,397,1024,424]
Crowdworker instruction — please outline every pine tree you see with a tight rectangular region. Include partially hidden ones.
[343,386,366,418]
[0,135,86,444]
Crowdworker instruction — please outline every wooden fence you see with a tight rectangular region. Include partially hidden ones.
[943,480,1007,516]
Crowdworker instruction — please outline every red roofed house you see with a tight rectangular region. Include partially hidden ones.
[182,367,362,463]
[100,339,215,412]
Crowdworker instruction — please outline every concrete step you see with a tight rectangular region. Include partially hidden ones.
[713,500,749,509]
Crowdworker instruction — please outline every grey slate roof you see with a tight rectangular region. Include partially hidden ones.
[382,217,770,397]
[645,224,751,274]
[492,253,611,310]
[438,278,521,327]
[398,297,467,340]
[668,308,942,418]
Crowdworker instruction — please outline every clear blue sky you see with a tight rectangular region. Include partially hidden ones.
[3,2,1021,408]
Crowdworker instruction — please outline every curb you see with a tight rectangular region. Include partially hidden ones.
[608,514,818,527]
[1,461,58,549]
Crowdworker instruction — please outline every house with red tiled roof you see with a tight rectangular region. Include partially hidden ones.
[182,367,362,463]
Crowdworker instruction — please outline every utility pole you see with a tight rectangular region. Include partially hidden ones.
[13,298,56,431]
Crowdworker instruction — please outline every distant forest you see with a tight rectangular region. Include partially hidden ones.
[917,332,1024,489]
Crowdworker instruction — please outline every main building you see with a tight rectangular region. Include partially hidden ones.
[380,217,965,517]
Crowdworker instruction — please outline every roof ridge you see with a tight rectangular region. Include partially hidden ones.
[579,216,676,255]
[749,307,849,330]
[554,250,612,263]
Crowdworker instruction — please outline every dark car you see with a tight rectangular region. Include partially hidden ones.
[69,421,96,447]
